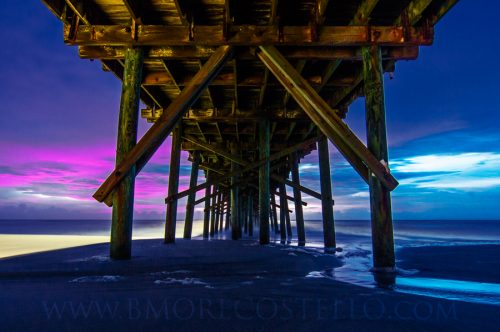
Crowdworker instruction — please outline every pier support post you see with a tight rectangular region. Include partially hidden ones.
[203,172,212,239]
[291,153,306,246]
[362,45,395,270]
[165,124,182,243]
[248,194,254,237]
[285,190,292,242]
[110,47,143,260]
[318,136,336,249]
[279,183,287,244]
[210,185,217,237]
[225,196,231,230]
[231,143,240,240]
[215,190,222,233]
[271,193,279,234]
[259,117,270,245]
[183,151,200,239]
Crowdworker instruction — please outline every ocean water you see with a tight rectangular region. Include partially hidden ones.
[1,219,499,305]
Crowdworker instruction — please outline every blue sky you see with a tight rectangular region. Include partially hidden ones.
[0,1,499,220]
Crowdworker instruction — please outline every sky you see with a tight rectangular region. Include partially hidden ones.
[0,1,499,221]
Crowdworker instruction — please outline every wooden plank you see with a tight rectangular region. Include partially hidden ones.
[183,151,200,239]
[122,0,142,24]
[363,45,395,270]
[93,45,233,205]
[164,124,182,243]
[110,47,144,260]
[278,182,287,243]
[65,25,433,47]
[257,46,398,191]
[80,45,419,61]
[259,118,270,244]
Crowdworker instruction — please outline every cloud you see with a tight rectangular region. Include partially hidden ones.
[393,152,500,190]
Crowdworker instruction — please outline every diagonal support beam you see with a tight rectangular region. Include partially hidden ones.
[165,136,321,203]
[94,45,233,205]
[257,45,398,191]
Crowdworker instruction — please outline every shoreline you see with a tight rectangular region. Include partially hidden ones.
[1,238,499,331]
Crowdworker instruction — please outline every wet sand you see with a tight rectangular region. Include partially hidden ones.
[0,238,499,331]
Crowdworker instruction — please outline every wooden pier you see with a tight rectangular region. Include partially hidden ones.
[42,0,457,270]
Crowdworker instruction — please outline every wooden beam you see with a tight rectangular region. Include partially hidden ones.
[210,184,217,237]
[110,47,144,260]
[80,45,419,61]
[269,0,278,25]
[284,60,306,106]
[203,172,212,239]
[257,46,398,190]
[259,118,270,245]
[363,45,395,270]
[428,0,459,26]
[278,182,287,243]
[230,143,240,240]
[183,151,200,239]
[164,124,182,243]
[93,45,233,205]
[65,25,433,47]
[394,0,433,26]
[318,137,336,249]
[291,153,305,246]
[350,0,379,25]
[122,0,142,24]
[165,136,321,203]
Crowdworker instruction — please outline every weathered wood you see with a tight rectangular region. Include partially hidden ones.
[215,190,223,233]
[278,183,287,244]
[428,0,459,26]
[318,137,336,249]
[259,117,270,245]
[66,25,433,47]
[257,46,398,191]
[291,153,306,246]
[350,0,379,25]
[203,173,212,239]
[271,193,279,234]
[80,45,419,61]
[94,45,233,205]
[183,151,200,239]
[284,186,293,241]
[248,194,253,237]
[210,185,218,237]
[165,136,321,203]
[225,195,231,230]
[362,45,395,270]
[230,143,240,240]
[110,47,143,260]
[164,124,182,243]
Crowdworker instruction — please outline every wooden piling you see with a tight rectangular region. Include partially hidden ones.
[271,193,279,234]
[259,118,270,244]
[362,45,395,270]
[183,151,200,239]
[291,153,306,246]
[110,47,143,260]
[203,172,212,239]
[248,194,254,237]
[279,183,287,244]
[318,136,336,249]
[231,143,240,240]
[225,195,231,230]
[215,190,222,233]
[210,185,217,237]
[165,124,182,243]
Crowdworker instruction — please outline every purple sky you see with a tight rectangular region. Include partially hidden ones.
[1,1,499,220]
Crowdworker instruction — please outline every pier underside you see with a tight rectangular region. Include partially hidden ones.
[42,0,457,268]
